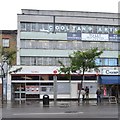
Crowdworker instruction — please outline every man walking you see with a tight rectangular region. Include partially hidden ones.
[85,86,89,99]
[96,88,101,104]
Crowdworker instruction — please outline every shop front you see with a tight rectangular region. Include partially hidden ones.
[99,75,120,99]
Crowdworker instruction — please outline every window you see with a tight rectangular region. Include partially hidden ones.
[26,23,31,31]
[2,39,9,47]
[95,58,118,66]
[109,59,117,66]
[21,23,26,31]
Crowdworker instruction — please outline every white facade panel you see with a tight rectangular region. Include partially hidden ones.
[21,32,67,40]
[18,15,53,23]
[100,51,118,58]
[20,49,119,58]
[70,83,77,98]
[20,49,73,57]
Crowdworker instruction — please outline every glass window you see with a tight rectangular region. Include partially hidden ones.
[38,23,42,31]
[55,24,60,32]
[21,23,26,31]
[37,57,42,65]
[97,26,103,33]
[42,41,49,49]
[48,24,53,32]
[26,23,31,31]
[31,23,36,31]
[76,25,81,32]
[2,39,9,47]
[95,58,102,66]
[109,26,114,34]
[104,59,109,66]
[103,26,109,33]
[87,26,93,33]
[30,57,37,65]
[114,27,118,33]
[81,25,87,33]
[109,59,117,66]
[43,24,49,31]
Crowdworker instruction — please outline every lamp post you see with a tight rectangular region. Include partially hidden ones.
[53,70,57,106]
[96,70,99,88]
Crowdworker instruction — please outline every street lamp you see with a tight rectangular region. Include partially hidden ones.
[53,70,57,106]
[96,70,100,88]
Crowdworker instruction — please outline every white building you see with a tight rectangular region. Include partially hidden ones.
[7,9,120,102]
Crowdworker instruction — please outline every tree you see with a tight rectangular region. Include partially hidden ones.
[58,47,103,103]
[0,45,17,102]
[0,46,16,66]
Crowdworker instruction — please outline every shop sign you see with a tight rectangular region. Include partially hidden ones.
[109,34,120,41]
[67,32,81,40]
[103,70,119,75]
[82,33,109,41]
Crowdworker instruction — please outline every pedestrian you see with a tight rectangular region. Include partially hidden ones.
[85,86,89,99]
[111,85,116,97]
[96,88,101,104]
[81,88,86,102]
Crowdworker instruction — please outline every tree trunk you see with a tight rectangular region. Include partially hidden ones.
[78,70,85,104]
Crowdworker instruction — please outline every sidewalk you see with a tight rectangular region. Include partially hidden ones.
[4,99,118,109]
[2,100,119,119]
[2,100,118,118]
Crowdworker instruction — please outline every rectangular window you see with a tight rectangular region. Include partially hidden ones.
[26,23,31,31]
[95,58,118,66]
[31,23,36,31]
[21,23,26,31]
[109,59,117,66]
[2,39,9,47]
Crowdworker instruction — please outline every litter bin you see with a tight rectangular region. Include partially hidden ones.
[43,94,49,106]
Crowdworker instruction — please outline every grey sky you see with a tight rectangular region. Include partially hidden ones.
[0,0,119,30]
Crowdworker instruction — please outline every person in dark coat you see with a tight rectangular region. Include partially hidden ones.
[96,88,102,104]
[111,85,116,97]
[85,86,89,99]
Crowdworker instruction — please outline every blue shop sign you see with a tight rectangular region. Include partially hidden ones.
[100,75,120,84]
[67,32,81,40]
[109,34,120,41]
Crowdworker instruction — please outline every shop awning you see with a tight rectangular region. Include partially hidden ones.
[100,76,120,84]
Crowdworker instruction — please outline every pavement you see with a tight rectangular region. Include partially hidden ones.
[0,100,120,119]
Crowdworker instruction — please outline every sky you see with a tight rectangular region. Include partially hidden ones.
[0,0,120,30]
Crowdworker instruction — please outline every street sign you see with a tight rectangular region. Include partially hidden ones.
[53,70,57,74]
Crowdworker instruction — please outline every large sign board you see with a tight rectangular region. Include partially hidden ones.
[82,33,109,41]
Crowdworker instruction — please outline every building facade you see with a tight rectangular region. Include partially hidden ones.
[0,30,17,101]
[7,9,120,102]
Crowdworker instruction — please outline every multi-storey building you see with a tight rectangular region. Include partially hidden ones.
[7,9,120,102]
[0,30,17,101]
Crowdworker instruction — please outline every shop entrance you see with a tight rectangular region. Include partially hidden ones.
[100,84,120,100]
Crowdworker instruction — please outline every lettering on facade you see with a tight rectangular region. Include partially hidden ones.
[105,70,119,75]
[21,23,118,34]
[31,71,39,73]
